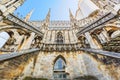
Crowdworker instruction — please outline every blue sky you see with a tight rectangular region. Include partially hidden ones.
[14,0,78,20]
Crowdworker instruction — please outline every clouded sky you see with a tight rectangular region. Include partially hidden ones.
[14,0,78,20]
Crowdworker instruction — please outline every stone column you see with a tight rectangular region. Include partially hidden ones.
[97,28,110,43]
[51,30,55,44]
[84,32,101,49]
[97,34,104,43]
[19,32,35,50]
[99,33,106,43]
[72,29,78,43]
[65,31,70,44]
[14,33,24,51]
[46,30,51,44]
[42,30,48,43]
[69,30,75,43]
[102,28,110,42]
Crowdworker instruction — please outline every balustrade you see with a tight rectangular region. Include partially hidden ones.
[77,12,116,37]
[5,14,43,37]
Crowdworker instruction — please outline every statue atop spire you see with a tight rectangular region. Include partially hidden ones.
[40,9,51,31]
[45,8,51,23]
[24,9,34,21]
[69,9,76,22]
[43,9,51,27]
[69,9,77,28]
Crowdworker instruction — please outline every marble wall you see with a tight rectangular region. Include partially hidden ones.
[20,51,116,80]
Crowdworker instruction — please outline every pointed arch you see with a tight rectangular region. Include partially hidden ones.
[54,55,66,70]
[53,55,67,79]
[54,55,66,64]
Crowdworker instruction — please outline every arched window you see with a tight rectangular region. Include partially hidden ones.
[56,32,64,44]
[54,58,66,70]
[53,56,67,79]
[0,32,10,48]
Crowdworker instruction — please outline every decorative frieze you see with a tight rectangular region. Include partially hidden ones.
[31,43,82,52]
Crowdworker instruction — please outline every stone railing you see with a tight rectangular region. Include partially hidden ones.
[77,12,116,37]
[5,14,44,37]
[77,10,109,28]
[0,48,40,61]
[80,48,120,58]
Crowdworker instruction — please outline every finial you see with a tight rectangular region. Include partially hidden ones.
[45,8,51,22]
[24,9,34,21]
[43,8,51,26]
[69,9,76,21]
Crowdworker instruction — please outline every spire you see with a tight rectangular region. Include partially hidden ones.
[45,8,51,23]
[75,7,84,20]
[24,9,34,21]
[69,9,77,28]
[43,8,51,26]
[69,9,75,21]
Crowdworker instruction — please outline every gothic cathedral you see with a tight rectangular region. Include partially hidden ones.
[0,0,120,80]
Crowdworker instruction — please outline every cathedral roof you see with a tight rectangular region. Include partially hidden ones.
[32,20,71,30]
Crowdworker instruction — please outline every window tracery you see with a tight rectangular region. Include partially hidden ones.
[53,55,67,79]
[56,32,64,44]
